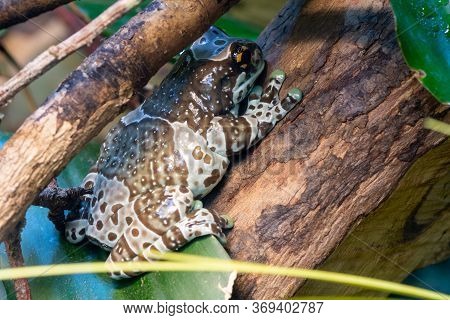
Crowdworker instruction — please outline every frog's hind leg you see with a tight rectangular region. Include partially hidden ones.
[144,208,233,259]
[105,185,194,279]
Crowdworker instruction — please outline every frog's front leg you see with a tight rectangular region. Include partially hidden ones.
[206,70,303,156]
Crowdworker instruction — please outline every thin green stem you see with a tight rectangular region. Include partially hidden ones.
[0,252,448,300]
[424,117,450,136]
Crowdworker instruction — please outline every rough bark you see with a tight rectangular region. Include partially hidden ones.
[0,0,239,241]
[0,0,142,108]
[205,0,450,299]
[298,139,450,298]
[4,223,31,299]
[0,0,74,29]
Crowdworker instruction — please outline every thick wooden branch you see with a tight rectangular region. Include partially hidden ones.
[0,0,73,29]
[0,0,142,108]
[4,223,31,299]
[0,0,238,241]
[206,0,450,299]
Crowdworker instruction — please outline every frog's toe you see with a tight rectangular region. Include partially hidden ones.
[190,200,203,211]
[219,214,234,229]
[281,88,303,112]
[270,69,286,82]
[261,69,286,103]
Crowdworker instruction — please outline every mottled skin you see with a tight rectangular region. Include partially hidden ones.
[65,27,302,278]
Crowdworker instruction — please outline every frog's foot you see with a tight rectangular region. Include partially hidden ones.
[64,201,90,244]
[246,70,303,138]
[64,219,88,244]
[105,207,231,279]
[145,208,230,261]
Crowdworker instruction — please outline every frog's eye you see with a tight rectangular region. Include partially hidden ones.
[231,44,252,70]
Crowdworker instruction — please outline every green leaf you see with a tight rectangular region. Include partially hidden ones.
[0,280,6,299]
[0,131,233,299]
[391,0,450,104]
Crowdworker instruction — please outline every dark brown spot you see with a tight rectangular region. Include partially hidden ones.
[100,202,107,213]
[125,217,133,225]
[98,190,104,201]
[131,228,140,237]
[111,204,123,214]
[204,169,221,188]
[194,231,201,236]
[79,228,86,235]
[96,220,103,230]
[198,168,204,174]
[204,154,212,164]
[84,181,94,189]
[143,242,151,249]
[88,216,94,225]
[222,161,227,169]
[111,212,119,225]
[179,185,189,193]
[108,232,117,241]
[192,146,204,160]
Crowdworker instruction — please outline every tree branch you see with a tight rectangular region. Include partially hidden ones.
[0,0,74,29]
[4,223,31,299]
[0,0,142,109]
[0,0,239,241]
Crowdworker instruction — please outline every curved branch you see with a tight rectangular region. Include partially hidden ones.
[0,0,74,29]
[0,0,143,109]
[0,0,238,241]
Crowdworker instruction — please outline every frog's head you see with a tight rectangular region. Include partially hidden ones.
[170,26,265,115]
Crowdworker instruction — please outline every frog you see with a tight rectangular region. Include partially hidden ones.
[64,26,302,279]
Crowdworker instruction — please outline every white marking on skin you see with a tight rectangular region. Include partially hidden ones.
[150,161,155,181]
[206,117,227,156]
[219,271,237,300]
[171,121,228,197]
[85,174,133,249]
[243,116,259,144]
[121,107,151,126]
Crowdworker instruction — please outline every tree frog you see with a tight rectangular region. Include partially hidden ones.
[64,26,302,278]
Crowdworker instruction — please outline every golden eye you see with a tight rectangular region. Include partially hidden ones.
[232,44,252,69]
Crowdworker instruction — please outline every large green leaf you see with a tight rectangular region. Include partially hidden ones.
[0,132,233,299]
[391,0,450,104]
[0,280,6,299]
